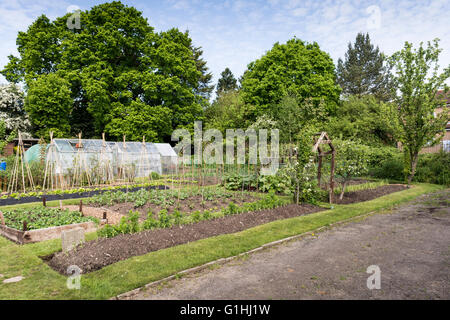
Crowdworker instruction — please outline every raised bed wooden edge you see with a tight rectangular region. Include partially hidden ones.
[0,221,99,244]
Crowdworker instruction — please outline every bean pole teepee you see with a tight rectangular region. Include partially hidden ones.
[98,132,114,185]
[7,131,35,193]
[71,133,92,187]
[43,131,67,190]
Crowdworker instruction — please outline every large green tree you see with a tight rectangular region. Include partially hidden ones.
[1,1,205,141]
[240,38,341,121]
[337,33,391,102]
[389,39,450,183]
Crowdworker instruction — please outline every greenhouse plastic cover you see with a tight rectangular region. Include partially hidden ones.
[25,139,178,176]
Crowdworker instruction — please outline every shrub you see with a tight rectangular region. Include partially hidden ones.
[371,155,404,181]
[414,151,450,186]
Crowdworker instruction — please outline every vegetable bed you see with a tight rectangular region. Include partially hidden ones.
[1,207,98,230]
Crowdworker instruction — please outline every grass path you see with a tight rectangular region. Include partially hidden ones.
[0,183,443,299]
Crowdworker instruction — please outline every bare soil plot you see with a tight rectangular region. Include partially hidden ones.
[46,203,324,274]
[334,184,407,204]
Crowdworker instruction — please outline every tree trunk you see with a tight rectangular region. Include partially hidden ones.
[407,153,419,185]
[339,181,347,200]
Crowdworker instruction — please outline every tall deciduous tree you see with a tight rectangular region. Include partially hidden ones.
[1,1,206,141]
[389,39,450,183]
[216,67,238,97]
[240,38,340,121]
[337,33,392,102]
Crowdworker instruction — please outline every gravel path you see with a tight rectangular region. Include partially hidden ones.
[128,189,450,300]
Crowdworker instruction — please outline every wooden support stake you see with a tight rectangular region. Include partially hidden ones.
[43,196,46,207]
[79,200,83,214]
[329,151,335,204]
[0,211,5,226]
[23,220,27,231]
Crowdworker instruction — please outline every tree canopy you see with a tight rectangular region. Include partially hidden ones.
[240,38,341,121]
[1,1,206,141]
[337,33,391,102]
[389,39,450,183]
[216,67,238,97]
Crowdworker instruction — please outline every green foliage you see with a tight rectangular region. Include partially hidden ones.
[2,2,206,140]
[204,90,247,132]
[98,210,140,237]
[240,38,341,122]
[337,33,392,102]
[371,155,404,181]
[25,74,72,138]
[150,172,161,180]
[2,207,98,230]
[157,209,172,228]
[326,95,398,146]
[335,140,370,180]
[389,39,450,183]
[141,212,159,230]
[414,152,450,186]
[216,67,238,97]
[372,151,450,186]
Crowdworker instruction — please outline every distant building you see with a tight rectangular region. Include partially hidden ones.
[420,90,450,153]
[397,90,450,154]
[2,138,40,157]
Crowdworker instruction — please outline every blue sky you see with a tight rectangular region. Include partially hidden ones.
[1,0,449,91]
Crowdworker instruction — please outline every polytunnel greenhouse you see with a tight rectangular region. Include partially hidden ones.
[25,139,178,181]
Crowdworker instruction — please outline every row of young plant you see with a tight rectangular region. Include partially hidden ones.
[0,180,173,200]
[86,186,240,208]
[1,207,99,230]
[332,180,388,195]
[97,192,291,238]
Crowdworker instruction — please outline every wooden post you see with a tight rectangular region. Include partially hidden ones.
[329,150,335,204]
[23,220,27,231]
[42,196,46,207]
[317,153,323,188]
[79,200,83,214]
[0,211,5,226]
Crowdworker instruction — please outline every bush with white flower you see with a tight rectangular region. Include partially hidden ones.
[0,83,31,135]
